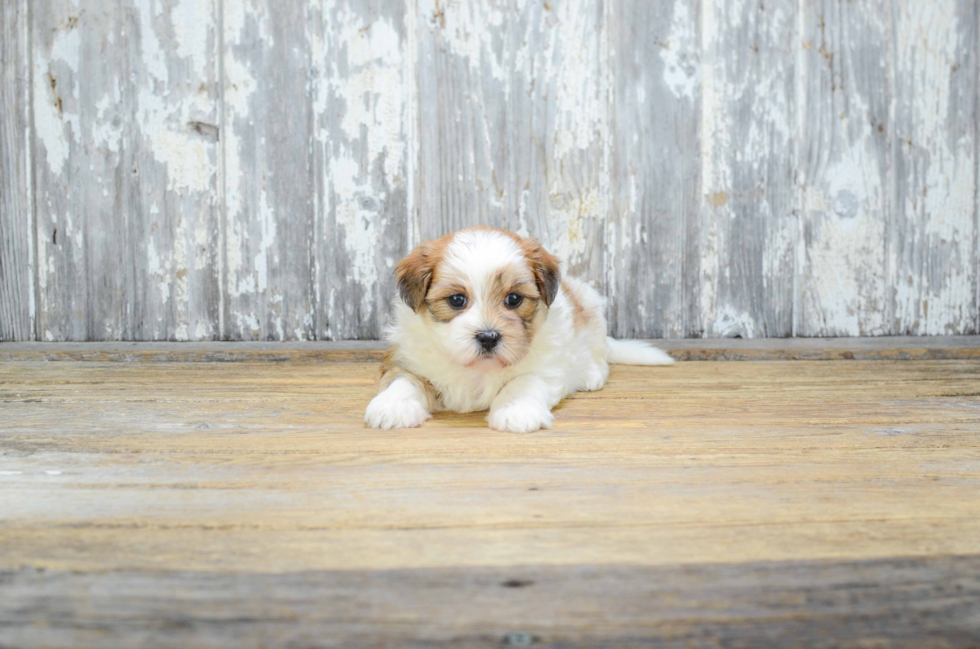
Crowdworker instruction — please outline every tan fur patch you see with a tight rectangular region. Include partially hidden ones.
[479,263,547,364]
[424,263,472,322]
[562,282,593,331]
[486,264,540,322]
[395,231,455,311]
[517,237,561,305]
[425,288,469,322]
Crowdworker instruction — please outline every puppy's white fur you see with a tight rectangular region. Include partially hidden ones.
[365,227,672,433]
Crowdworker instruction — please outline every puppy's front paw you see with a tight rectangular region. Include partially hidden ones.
[488,402,554,433]
[364,390,430,429]
[582,366,607,392]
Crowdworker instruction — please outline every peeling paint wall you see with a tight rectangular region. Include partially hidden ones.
[1,0,35,342]
[1,0,977,341]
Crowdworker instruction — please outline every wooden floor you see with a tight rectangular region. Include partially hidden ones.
[1,346,979,647]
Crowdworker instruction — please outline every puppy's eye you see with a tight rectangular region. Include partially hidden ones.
[447,294,467,309]
[504,293,523,308]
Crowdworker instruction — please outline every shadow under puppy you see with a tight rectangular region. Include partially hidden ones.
[365,226,673,433]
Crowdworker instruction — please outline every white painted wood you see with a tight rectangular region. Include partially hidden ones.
[30,0,221,341]
[890,0,977,335]
[699,0,796,338]
[797,0,892,336]
[1,0,977,340]
[311,0,415,341]
[417,0,607,284]
[221,0,316,341]
[221,0,412,341]
[0,0,34,341]
[606,0,702,338]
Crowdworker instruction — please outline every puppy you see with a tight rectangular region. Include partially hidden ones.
[364,226,673,433]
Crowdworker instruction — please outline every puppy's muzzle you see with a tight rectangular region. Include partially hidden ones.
[475,330,501,353]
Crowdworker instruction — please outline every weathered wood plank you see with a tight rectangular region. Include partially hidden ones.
[1,357,979,644]
[417,0,607,285]
[221,0,315,340]
[891,0,977,335]
[2,335,980,362]
[223,0,412,341]
[31,0,221,341]
[607,0,701,338]
[699,0,796,337]
[1,359,978,573]
[0,0,34,341]
[310,0,414,340]
[797,0,891,336]
[8,1,980,341]
[2,556,979,648]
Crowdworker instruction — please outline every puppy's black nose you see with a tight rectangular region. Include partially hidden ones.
[475,330,501,352]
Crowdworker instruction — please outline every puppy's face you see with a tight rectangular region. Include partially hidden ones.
[396,227,560,372]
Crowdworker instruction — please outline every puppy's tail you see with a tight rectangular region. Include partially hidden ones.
[606,337,675,366]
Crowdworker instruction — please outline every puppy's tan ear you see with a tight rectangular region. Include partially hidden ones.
[522,238,561,306]
[395,242,435,311]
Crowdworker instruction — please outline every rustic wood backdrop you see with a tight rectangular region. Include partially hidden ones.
[1,0,977,341]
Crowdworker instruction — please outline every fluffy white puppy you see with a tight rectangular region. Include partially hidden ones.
[365,226,673,433]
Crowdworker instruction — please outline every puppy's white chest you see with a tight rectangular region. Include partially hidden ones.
[431,371,508,413]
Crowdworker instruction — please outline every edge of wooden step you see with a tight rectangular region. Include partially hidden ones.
[1,336,978,362]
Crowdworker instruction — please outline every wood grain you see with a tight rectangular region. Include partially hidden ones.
[0,356,979,646]
[2,556,979,648]
[797,0,892,336]
[417,0,607,283]
[2,336,980,362]
[31,0,222,342]
[607,0,701,338]
[222,0,316,340]
[1,359,978,573]
[222,0,412,341]
[3,1,980,341]
[0,0,34,341]
[891,0,977,335]
[311,0,413,341]
[700,0,796,337]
